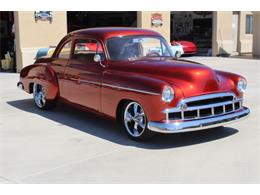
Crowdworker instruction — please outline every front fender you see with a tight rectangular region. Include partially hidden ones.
[102,70,175,122]
[215,70,245,98]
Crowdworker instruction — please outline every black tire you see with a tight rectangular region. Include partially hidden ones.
[120,101,155,141]
[33,83,57,110]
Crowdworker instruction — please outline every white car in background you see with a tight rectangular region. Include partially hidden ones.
[148,44,184,58]
[170,43,184,58]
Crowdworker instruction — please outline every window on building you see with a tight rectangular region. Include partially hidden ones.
[58,41,72,59]
[246,15,253,34]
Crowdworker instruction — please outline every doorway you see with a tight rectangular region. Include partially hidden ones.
[171,11,213,55]
[0,11,15,72]
[67,11,137,33]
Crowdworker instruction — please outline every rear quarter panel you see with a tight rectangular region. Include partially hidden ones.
[20,63,59,100]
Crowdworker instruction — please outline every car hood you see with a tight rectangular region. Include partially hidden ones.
[110,59,234,98]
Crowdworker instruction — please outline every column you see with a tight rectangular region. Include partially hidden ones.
[212,11,233,56]
[14,11,67,72]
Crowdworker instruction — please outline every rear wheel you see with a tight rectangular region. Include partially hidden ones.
[120,101,154,141]
[33,83,57,110]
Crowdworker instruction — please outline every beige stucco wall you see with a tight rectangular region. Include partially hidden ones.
[238,11,253,54]
[14,11,67,72]
[212,11,233,56]
[253,12,260,57]
[137,11,171,43]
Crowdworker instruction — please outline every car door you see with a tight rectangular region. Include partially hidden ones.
[63,38,104,112]
[50,39,73,98]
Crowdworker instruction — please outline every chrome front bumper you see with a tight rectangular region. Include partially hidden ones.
[147,107,250,133]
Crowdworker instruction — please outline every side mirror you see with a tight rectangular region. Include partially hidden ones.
[93,54,106,68]
[94,54,102,63]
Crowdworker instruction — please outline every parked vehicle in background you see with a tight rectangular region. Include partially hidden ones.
[17,27,250,141]
[171,40,198,55]
[170,43,184,58]
[35,47,55,60]
[34,11,53,23]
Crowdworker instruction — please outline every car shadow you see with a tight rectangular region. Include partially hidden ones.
[7,99,239,150]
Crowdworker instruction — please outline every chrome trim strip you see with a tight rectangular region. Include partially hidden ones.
[102,83,160,96]
[67,78,160,96]
[80,79,100,85]
[148,107,250,134]
[178,92,235,104]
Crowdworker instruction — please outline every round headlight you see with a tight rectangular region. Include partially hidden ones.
[162,86,174,103]
[237,78,247,93]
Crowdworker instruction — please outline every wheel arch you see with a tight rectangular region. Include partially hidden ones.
[20,64,59,99]
[116,99,132,123]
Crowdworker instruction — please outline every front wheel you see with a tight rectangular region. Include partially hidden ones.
[120,101,155,141]
[33,83,57,110]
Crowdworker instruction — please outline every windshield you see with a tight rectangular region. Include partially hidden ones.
[106,36,173,61]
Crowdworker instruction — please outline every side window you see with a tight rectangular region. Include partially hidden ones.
[72,39,104,63]
[58,41,72,59]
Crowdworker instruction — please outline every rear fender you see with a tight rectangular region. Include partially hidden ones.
[20,64,59,100]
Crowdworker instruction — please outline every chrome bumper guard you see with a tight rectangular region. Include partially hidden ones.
[148,107,250,133]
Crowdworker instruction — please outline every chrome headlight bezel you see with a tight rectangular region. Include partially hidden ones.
[237,78,247,93]
[162,86,174,103]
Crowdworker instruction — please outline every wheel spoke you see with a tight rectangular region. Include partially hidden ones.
[134,122,138,130]
[132,128,139,136]
[138,111,144,116]
[34,84,46,108]
[125,112,133,122]
[133,103,139,117]
[138,122,145,129]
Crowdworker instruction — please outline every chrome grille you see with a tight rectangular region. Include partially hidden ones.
[165,93,243,121]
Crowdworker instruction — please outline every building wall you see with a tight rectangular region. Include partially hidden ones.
[238,11,253,54]
[253,12,260,56]
[212,11,233,56]
[14,11,67,72]
[137,11,171,42]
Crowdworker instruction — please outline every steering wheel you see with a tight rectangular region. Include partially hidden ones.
[146,52,160,57]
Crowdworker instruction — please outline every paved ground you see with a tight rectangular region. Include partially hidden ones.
[0,57,259,183]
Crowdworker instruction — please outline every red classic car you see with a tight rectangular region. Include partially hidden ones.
[171,40,198,55]
[17,27,250,141]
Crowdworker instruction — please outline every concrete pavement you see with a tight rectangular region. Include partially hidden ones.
[0,57,259,183]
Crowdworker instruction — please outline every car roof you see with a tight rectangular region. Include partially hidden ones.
[69,27,162,40]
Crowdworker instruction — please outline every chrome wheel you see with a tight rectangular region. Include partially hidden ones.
[33,83,46,108]
[124,102,147,137]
